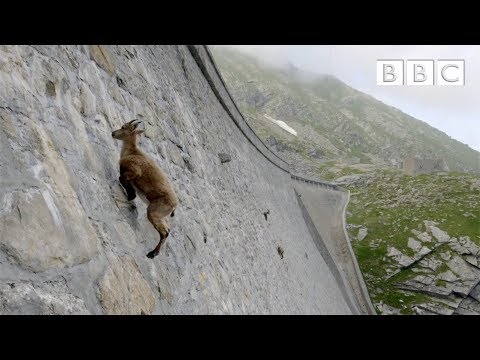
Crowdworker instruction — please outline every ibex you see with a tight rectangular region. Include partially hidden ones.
[112,119,178,259]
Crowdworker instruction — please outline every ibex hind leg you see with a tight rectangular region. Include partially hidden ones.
[146,201,174,259]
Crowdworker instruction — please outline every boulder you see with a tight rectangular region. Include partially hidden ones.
[97,255,156,315]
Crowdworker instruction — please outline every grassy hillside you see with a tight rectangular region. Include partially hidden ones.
[340,169,480,314]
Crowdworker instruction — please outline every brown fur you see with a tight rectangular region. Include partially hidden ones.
[112,119,178,259]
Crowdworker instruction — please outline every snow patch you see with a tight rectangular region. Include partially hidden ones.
[264,114,297,136]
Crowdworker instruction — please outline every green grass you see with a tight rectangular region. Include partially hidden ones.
[346,170,480,314]
[381,290,431,315]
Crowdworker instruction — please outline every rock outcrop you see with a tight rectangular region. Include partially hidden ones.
[386,223,480,314]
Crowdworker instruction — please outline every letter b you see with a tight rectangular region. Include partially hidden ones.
[383,64,397,82]
[377,60,403,85]
[414,64,427,82]
[406,60,434,86]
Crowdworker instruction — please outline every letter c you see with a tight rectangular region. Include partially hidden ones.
[441,64,459,82]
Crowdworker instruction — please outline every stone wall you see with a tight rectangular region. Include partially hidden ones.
[403,157,449,176]
[0,45,362,314]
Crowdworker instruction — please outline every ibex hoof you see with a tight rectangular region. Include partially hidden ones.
[146,250,158,259]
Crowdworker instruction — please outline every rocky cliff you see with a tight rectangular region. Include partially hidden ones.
[0,45,369,314]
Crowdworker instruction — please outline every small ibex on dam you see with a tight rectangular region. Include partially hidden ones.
[112,119,178,259]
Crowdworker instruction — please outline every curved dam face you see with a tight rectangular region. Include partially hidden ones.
[0,45,372,314]
[292,177,374,314]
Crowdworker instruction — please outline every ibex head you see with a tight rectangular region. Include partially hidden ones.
[112,119,145,140]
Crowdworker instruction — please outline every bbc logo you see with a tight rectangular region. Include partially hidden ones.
[377,59,465,86]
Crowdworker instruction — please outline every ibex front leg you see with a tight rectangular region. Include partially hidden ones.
[119,164,141,201]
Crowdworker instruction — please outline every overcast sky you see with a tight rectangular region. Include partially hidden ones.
[220,45,480,152]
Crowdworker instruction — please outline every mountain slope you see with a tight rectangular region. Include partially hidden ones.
[211,46,480,176]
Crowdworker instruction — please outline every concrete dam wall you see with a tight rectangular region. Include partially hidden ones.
[0,45,373,314]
